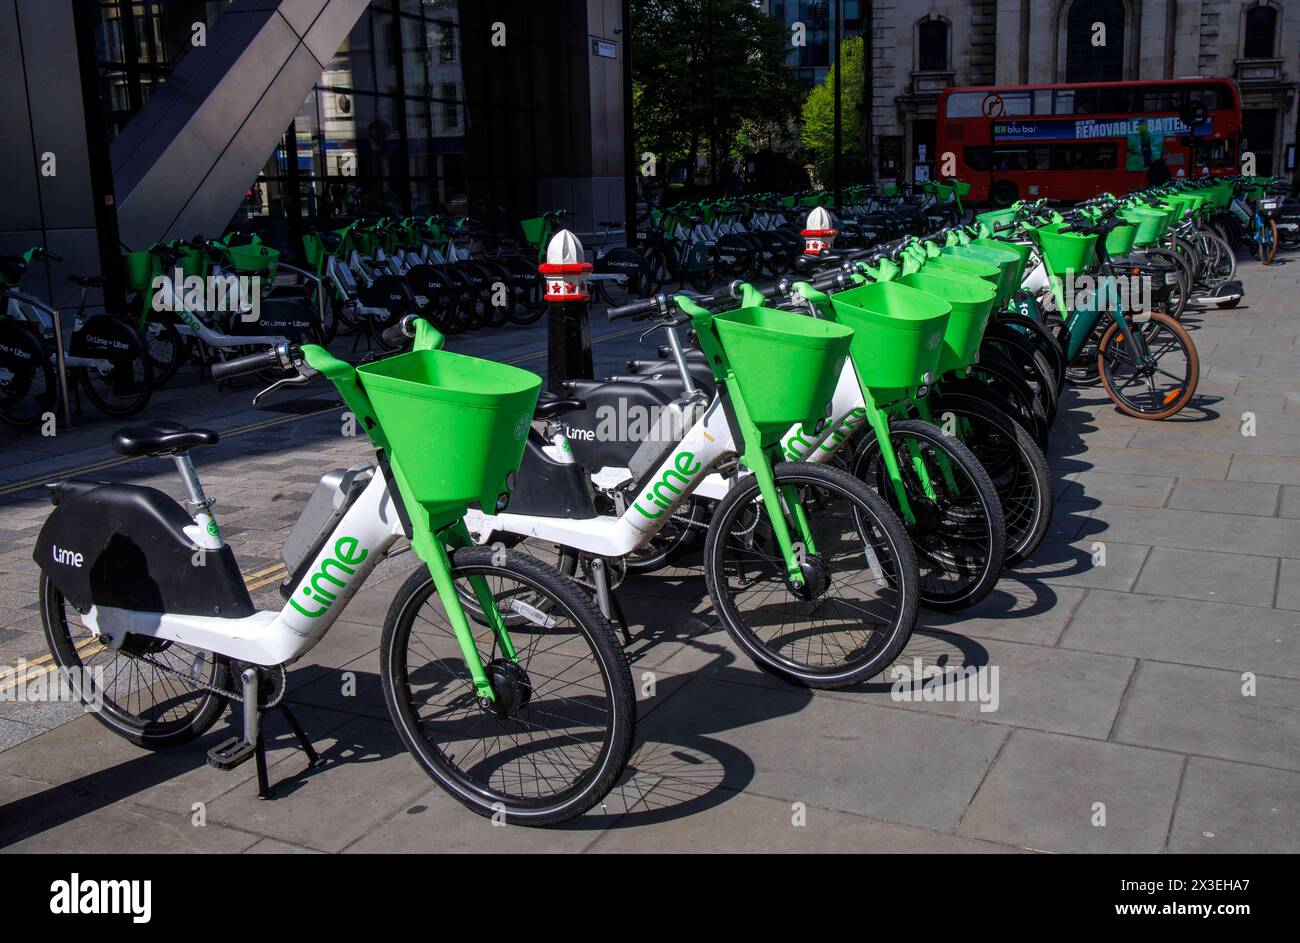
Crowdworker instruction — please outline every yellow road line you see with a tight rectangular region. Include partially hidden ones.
[0,637,101,692]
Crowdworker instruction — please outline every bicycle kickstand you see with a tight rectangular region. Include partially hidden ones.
[206,668,322,800]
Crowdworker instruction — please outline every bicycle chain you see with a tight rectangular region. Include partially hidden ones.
[130,651,287,708]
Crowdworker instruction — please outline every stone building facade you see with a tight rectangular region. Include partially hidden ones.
[869,0,1297,182]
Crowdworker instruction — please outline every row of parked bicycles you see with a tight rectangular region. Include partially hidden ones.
[1,182,973,430]
[0,232,325,428]
[34,172,1275,826]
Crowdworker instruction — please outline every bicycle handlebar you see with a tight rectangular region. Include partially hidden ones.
[211,347,285,382]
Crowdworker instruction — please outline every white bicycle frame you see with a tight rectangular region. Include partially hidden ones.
[81,470,405,667]
[466,393,738,557]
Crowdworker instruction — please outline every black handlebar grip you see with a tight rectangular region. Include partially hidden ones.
[211,347,282,382]
[608,296,663,320]
[380,316,415,347]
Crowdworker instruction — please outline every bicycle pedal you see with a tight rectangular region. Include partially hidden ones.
[207,737,256,771]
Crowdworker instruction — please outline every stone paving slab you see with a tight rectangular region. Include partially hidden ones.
[2,254,1299,853]
[954,729,1184,854]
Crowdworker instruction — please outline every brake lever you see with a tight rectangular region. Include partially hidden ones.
[252,372,310,408]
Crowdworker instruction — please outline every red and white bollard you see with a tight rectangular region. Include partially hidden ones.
[802,206,837,255]
[540,229,594,394]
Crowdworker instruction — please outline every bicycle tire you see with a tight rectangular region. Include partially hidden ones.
[40,573,230,747]
[1097,311,1198,420]
[1259,218,1278,265]
[703,462,919,688]
[929,392,1052,566]
[0,321,57,429]
[851,420,1006,611]
[381,547,635,826]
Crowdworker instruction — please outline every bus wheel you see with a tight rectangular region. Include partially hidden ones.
[990,180,1019,207]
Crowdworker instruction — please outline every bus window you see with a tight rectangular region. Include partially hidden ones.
[1188,85,1228,111]
[1001,92,1033,115]
[1099,88,1135,113]
[945,92,986,117]
[1050,143,1117,170]
[1142,89,1183,111]
[1067,89,1098,114]
[993,148,1028,171]
[1194,139,1234,167]
[963,146,992,172]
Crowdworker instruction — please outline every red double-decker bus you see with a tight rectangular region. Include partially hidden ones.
[936,78,1242,205]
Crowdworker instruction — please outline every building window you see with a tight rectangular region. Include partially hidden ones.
[441,83,459,130]
[917,18,949,72]
[436,19,457,61]
[1243,4,1279,59]
[1064,0,1126,83]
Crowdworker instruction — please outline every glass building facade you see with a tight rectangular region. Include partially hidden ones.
[766,0,863,90]
[86,0,608,249]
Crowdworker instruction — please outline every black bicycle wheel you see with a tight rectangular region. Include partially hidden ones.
[1143,248,1188,320]
[73,315,154,418]
[704,462,919,688]
[623,495,706,573]
[40,574,230,747]
[928,392,1052,566]
[852,419,1006,611]
[992,314,1066,389]
[0,320,56,429]
[139,314,187,385]
[981,329,1059,425]
[956,349,1051,448]
[380,548,635,826]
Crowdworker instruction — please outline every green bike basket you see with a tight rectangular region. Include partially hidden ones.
[225,244,280,280]
[923,253,1000,287]
[1143,203,1176,238]
[1104,221,1138,258]
[121,250,160,293]
[941,243,1019,307]
[711,306,853,447]
[177,244,208,280]
[357,349,541,519]
[897,270,995,376]
[974,236,1032,288]
[1176,193,1206,218]
[1119,207,1164,246]
[302,233,324,271]
[1205,184,1231,211]
[933,182,955,202]
[827,281,951,401]
[519,217,546,247]
[975,207,1018,230]
[1160,195,1193,221]
[1034,223,1098,277]
[952,180,972,199]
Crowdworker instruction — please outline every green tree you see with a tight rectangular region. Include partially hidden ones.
[633,0,801,189]
[801,36,865,185]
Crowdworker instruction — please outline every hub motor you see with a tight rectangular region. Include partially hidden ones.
[482,659,533,718]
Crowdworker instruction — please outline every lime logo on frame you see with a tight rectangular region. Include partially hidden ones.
[289,535,368,618]
[632,449,702,520]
